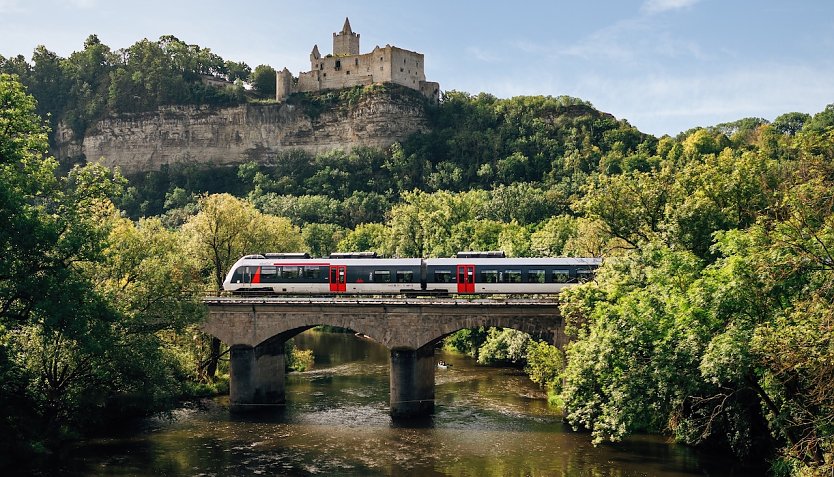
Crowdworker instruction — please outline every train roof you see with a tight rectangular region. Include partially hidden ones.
[232,257,423,267]
[231,256,602,268]
[425,257,602,266]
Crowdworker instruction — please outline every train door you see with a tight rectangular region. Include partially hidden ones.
[329,265,347,293]
[457,264,475,294]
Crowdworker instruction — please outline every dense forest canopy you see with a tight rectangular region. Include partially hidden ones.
[0,34,275,137]
[1,35,834,476]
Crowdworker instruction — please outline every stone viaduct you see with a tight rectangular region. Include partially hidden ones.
[202,297,565,418]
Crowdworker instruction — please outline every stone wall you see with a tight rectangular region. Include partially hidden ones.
[52,88,431,175]
[389,47,426,88]
[203,299,566,351]
[277,19,438,103]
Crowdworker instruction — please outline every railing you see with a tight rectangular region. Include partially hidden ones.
[202,296,562,306]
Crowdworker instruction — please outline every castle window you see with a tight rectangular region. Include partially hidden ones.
[355,58,359,66]
[403,59,406,64]
[335,60,341,70]
[380,57,383,61]
[346,70,350,75]
[400,68,404,72]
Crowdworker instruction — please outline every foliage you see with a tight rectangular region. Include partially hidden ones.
[558,123,834,474]
[2,35,249,137]
[302,223,345,258]
[285,342,315,372]
[0,74,207,468]
[524,340,564,390]
[477,328,530,366]
[530,215,578,257]
[251,64,276,98]
[181,193,302,379]
[443,328,488,358]
[337,223,387,253]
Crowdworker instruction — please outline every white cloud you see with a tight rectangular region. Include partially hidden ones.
[642,0,699,14]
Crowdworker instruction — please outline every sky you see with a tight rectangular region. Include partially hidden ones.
[1,0,833,136]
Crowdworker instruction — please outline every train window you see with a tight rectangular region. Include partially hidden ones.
[258,266,277,282]
[503,270,522,283]
[304,267,322,279]
[577,269,594,283]
[528,269,546,283]
[373,270,391,282]
[480,270,498,283]
[552,269,570,283]
[434,270,454,283]
[283,266,300,279]
[396,270,413,283]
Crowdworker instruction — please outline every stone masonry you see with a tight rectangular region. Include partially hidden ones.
[276,18,440,103]
[202,298,564,417]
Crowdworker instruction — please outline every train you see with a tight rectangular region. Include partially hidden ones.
[222,251,602,296]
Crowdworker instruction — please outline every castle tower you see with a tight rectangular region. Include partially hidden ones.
[333,17,360,56]
[276,67,294,102]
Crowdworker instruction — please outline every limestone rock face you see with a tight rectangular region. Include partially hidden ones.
[53,91,430,175]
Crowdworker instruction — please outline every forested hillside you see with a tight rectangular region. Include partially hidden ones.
[0,34,258,138]
[2,35,834,475]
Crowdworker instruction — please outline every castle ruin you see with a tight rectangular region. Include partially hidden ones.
[276,18,440,103]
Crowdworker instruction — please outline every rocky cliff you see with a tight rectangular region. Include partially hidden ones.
[53,87,431,175]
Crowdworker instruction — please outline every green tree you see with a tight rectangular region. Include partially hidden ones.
[530,215,578,256]
[524,340,564,391]
[1,75,199,465]
[251,64,276,98]
[302,223,345,258]
[498,222,532,257]
[772,112,811,136]
[337,223,387,253]
[224,60,251,82]
[448,219,504,253]
[577,168,672,249]
[477,328,530,366]
[182,193,302,378]
[385,190,486,257]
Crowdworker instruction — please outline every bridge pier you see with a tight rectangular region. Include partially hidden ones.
[229,340,285,412]
[389,345,435,419]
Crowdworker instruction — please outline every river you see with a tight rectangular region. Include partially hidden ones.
[61,329,756,476]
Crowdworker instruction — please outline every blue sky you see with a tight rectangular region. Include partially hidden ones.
[1,0,833,136]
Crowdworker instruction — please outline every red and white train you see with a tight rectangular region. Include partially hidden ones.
[223,252,601,296]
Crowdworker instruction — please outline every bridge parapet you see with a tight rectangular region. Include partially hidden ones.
[202,297,566,350]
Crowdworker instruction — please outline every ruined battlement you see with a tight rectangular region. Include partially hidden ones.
[277,18,439,103]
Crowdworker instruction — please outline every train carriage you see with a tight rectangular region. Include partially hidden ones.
[223,252,601,296]
[423,256,600,295]
[223,253,423,295]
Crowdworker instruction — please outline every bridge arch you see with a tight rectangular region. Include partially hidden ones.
[203,298,564,417]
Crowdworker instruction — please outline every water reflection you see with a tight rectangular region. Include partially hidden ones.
[60,329,756,476]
